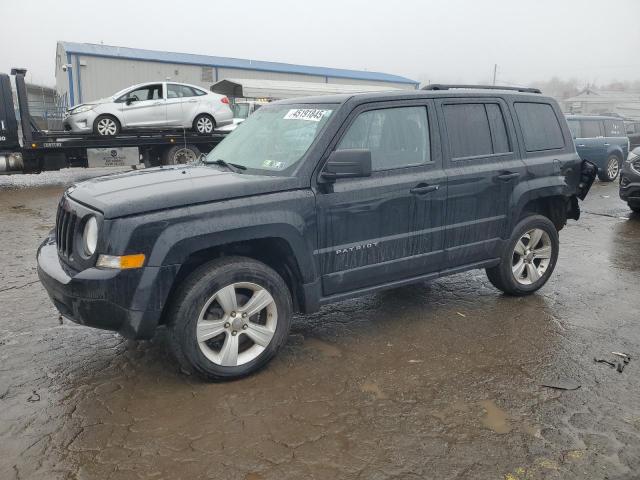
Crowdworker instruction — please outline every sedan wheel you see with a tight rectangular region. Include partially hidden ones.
[195,115,214,134]
[511,228,552,285]
[95,117,118,136]
[196,282,277,367]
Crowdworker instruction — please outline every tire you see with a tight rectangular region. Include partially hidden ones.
[193,114,216,135]
[93,115,120,136]
[630,204,640,214]
[485,215,559,296]
[167,256,293,381]
[161,144,201,165]
[597,155,620,182]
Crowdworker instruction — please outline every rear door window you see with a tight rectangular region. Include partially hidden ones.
[514,102,565,151]
[580,120,603,138]
[443,102,511,159]
[443,104,492,158]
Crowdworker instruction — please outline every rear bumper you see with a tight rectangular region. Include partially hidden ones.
[37,234,179,339]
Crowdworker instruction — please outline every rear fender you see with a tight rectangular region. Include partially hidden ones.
[577,160,597,200]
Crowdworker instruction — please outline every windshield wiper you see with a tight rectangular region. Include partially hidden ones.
[209,158,246,173]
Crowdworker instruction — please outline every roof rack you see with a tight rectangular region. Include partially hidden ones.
[422,84,542,94]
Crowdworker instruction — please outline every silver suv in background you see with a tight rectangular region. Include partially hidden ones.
[63,82,233,136]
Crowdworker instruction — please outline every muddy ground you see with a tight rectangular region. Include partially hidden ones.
[0,169,639,480]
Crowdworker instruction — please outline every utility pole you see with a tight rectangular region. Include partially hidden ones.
[492,64,497,85]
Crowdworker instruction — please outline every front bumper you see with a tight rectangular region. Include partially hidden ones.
[63,110,97,133]
[36,234,179,339]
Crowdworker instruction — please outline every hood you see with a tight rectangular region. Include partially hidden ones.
[66,97,111,114]
[68,165,300,218]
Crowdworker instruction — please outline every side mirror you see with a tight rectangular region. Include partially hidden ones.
[320,149,372,182]
[126,97,137,106]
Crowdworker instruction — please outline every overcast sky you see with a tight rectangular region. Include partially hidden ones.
[2,0,638,88]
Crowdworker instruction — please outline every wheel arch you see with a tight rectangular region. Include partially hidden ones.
[159,234,311,323]
[512,181,577,231]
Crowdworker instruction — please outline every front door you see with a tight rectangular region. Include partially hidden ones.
[119,83,166,128]
[437,99,526,268]
[315,101,447,297]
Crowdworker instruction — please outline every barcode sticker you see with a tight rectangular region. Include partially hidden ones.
[283,109,330,122]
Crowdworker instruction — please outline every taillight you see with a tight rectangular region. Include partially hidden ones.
[221,97,229,104]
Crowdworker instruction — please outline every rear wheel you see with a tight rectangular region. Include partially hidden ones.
[629,203,640,214]
[167,257,292,381]
[161,144,201,165]
[598,155,620,182]
[486,215,559,296]
[93,115,120,136]
[193,114,215,135]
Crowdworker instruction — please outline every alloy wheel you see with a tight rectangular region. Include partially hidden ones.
[607,157,619,180]
[511,228,552,285]
[196,282,277,367]
[96,118,117,136]
[196,116,214,134]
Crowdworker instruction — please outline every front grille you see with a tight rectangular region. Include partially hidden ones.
[56,202,78,259]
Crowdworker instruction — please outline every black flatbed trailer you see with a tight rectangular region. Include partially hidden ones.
[0,69,227,174]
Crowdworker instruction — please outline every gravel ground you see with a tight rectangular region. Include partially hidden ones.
[0,169,638,480]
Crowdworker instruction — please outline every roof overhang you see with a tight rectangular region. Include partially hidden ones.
[210,78,402,99]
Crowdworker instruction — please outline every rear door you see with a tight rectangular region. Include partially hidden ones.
[315,100,447,296]
[437,98,525,268]
[575,119,605,165]
[166,83,184,126]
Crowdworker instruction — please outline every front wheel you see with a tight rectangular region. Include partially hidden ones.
[629,203,640,214]
[93,115,120,136]
[486,215,559,296]
[598,155,620,182]
[167,257,292,381]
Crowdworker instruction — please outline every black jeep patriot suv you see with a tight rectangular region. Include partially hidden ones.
[37,85,596,380]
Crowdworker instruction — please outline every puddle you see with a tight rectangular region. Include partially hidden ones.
[480,399,511,434]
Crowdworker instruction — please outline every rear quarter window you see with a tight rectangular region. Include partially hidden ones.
[604,119,625,137]
[514,102,565,152]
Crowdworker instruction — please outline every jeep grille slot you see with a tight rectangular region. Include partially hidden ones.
[56,204,77,258]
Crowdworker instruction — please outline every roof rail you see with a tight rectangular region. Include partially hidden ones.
[422,84,542,94]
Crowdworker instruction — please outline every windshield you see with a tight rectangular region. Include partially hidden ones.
[205,104,336,174]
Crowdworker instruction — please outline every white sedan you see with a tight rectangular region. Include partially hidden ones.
[63,82,233,136]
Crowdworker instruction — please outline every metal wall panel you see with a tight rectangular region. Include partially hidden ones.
[327,77,417,90]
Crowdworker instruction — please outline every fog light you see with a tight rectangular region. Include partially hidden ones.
[96,254,145,270]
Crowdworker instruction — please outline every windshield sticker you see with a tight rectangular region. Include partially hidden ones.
[283,109,331,122]
[262,159,286,170]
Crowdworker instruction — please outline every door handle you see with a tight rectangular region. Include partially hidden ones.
[187,99,197,103]
[603,143,610,146]
[495,172,520,182]
[153,101,163,105]
[410,183,439,195]
[577,144,586,147]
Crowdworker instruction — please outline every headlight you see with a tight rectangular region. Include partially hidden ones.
[83,216,98,256]
[628,150,639,162]
[70,104,95,115]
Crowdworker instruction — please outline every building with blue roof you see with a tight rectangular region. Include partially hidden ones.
[56,41,419,106]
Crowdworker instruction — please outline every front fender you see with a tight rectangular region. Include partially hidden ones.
[107,190,318,283]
